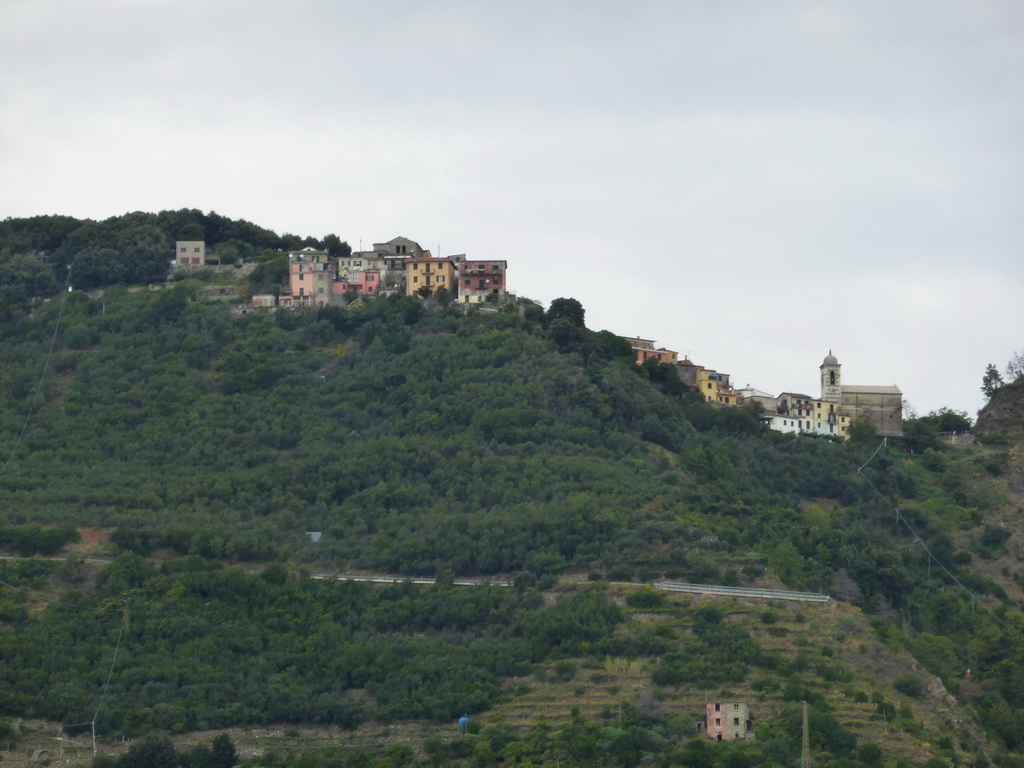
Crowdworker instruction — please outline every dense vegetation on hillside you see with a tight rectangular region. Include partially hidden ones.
[0,210,348,319]
[2,211,1024,765]
[0,557,624,732]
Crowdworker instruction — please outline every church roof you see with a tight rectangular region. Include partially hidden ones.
[841,384,902,395]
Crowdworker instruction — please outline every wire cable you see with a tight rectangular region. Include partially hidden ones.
[0,264,73,478]
[858,439,1013,631]
[0,575,113,611]
[92,601,130,725]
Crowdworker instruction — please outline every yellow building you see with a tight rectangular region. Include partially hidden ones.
[716,388,738,406]
[405,257,456,297]
[695,368,720,403]
[812,399,850,438]
[694,367,736,404]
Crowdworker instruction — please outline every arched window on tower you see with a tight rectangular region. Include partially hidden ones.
[829,371,836,385]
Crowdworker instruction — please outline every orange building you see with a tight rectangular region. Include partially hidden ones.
[405,257,456,297]
[621,336,679,365]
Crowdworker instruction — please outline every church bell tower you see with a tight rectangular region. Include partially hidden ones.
[820,351,841,402]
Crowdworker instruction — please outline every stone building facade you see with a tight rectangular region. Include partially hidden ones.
[819,352,902,436]
[705,702,753,741]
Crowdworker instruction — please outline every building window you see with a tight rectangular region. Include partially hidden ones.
[733,718,740,726]
[194,247,200,252]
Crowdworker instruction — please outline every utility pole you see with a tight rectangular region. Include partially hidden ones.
[801,701,810,768]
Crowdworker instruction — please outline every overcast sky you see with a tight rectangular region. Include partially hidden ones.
[3,0,1022,418]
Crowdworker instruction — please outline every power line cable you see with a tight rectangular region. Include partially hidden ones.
[93,601,129,721]
[858,439,1013,631]
[0,575,113,611]
[0,264,74,479]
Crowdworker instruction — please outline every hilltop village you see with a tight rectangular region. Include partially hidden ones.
[178,235,508,307]
[177,234,903,440]
[626,338,904,439]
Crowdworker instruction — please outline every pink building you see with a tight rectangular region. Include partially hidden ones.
[280,248,334,308]
[458,260,508,304]
[705,702,753,741]
[332,270,381,297]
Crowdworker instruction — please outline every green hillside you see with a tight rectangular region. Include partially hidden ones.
[1,216,1023,767]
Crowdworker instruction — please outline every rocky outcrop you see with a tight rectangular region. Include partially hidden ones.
[975,376,1024,435]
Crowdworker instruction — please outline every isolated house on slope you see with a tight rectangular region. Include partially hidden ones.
[704,702,754,741]
[175,240,206,266]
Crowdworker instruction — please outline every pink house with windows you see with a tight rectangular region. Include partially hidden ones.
[457,260,508,304]
[333,270,381,296]
[704,702,753,741]
[279,248,334,308]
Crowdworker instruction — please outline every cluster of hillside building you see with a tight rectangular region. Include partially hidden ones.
[622,337,903,438]
[176,237,899,438]
[177,236,509,308]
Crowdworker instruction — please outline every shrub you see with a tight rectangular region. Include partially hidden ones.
[893,672,925,698]
[554,661,577,681]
